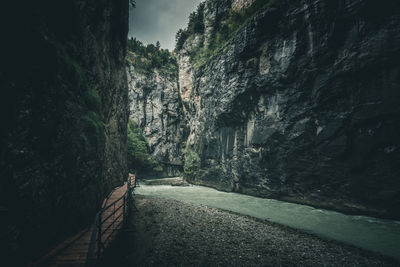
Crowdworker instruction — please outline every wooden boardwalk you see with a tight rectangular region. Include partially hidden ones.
[33,174,135,267]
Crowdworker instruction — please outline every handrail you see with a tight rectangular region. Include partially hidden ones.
[101,204,122,226]
[85,174,136,267]
[101,195,125,213]
[86,213,100,265]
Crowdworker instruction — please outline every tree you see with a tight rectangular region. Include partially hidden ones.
[175,28,189,52]
[127,37,138,52]
[187,3,205,35]
[160,50,170,64]
[183,149,200,176]
[126,38,177,74]
[127,120,161,172]
[176,29,184,43]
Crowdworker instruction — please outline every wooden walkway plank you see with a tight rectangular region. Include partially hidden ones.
[32,174,136,267]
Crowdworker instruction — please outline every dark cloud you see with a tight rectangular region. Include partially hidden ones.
[129,0,203,50]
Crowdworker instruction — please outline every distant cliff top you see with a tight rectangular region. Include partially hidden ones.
[174,0,278,69]
[126,38,178,77]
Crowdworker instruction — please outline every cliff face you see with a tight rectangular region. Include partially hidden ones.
[178,0,400,218]
[0,0,129,263]
[127,56,187,177]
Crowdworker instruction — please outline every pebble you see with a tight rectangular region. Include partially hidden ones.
[102,195,399,267]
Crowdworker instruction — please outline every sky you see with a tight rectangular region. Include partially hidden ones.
[129,0,203,51]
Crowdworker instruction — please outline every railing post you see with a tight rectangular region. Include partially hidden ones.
[87,177,134,266]
[86,213,100,267]
[134,171,137,187]
[123,194,126,223]
[97,214,102,260]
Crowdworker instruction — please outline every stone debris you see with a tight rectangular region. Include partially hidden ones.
[100,195,398,267]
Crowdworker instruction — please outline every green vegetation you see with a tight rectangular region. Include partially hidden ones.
[183,148,200,177]
[175,2,205,51]
[126,38,178,76]
[127,120,162,173]
[125,39,177,173]
[48,38,85,83]
[83,111,105,135]
[47,38,107,154]
[80,86,105,154]
[175,0,278,69]
[84,88,102,112]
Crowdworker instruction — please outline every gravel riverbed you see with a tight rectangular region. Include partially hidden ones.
[100,195,398,267]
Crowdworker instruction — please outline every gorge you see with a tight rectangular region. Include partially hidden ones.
[1,0,400,265]
[1,0,129,264]
[127,0,400,220]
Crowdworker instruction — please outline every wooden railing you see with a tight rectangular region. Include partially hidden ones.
[85,174,136,266]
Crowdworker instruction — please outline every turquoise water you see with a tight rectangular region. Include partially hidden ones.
[135,184,400,260]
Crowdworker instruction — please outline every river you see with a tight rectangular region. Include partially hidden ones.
[134,183,400,260]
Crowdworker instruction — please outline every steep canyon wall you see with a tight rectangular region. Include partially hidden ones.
[177,0,400,218]
[0,0,129,263]
[127,62,187,177]
[126,0,400,219]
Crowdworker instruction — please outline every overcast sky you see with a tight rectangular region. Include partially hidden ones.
[129,0,203,51]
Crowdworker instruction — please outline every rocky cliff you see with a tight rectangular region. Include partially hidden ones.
[177,0,400,218]
[126,46,187,178]
[0,0,129,263]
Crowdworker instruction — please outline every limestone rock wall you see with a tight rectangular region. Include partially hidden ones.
[0,0,129,263]
[127,66,187,178]
[232,0,255,10]
[178,0,400,219]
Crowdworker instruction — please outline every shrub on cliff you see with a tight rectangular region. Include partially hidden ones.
[127,38,177,76]
[183,148,200,177]
[175,29,190,51]
[188,2,205,35]
[127,120,162,173]
[175,0,278,69]
[174,3,205,52]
